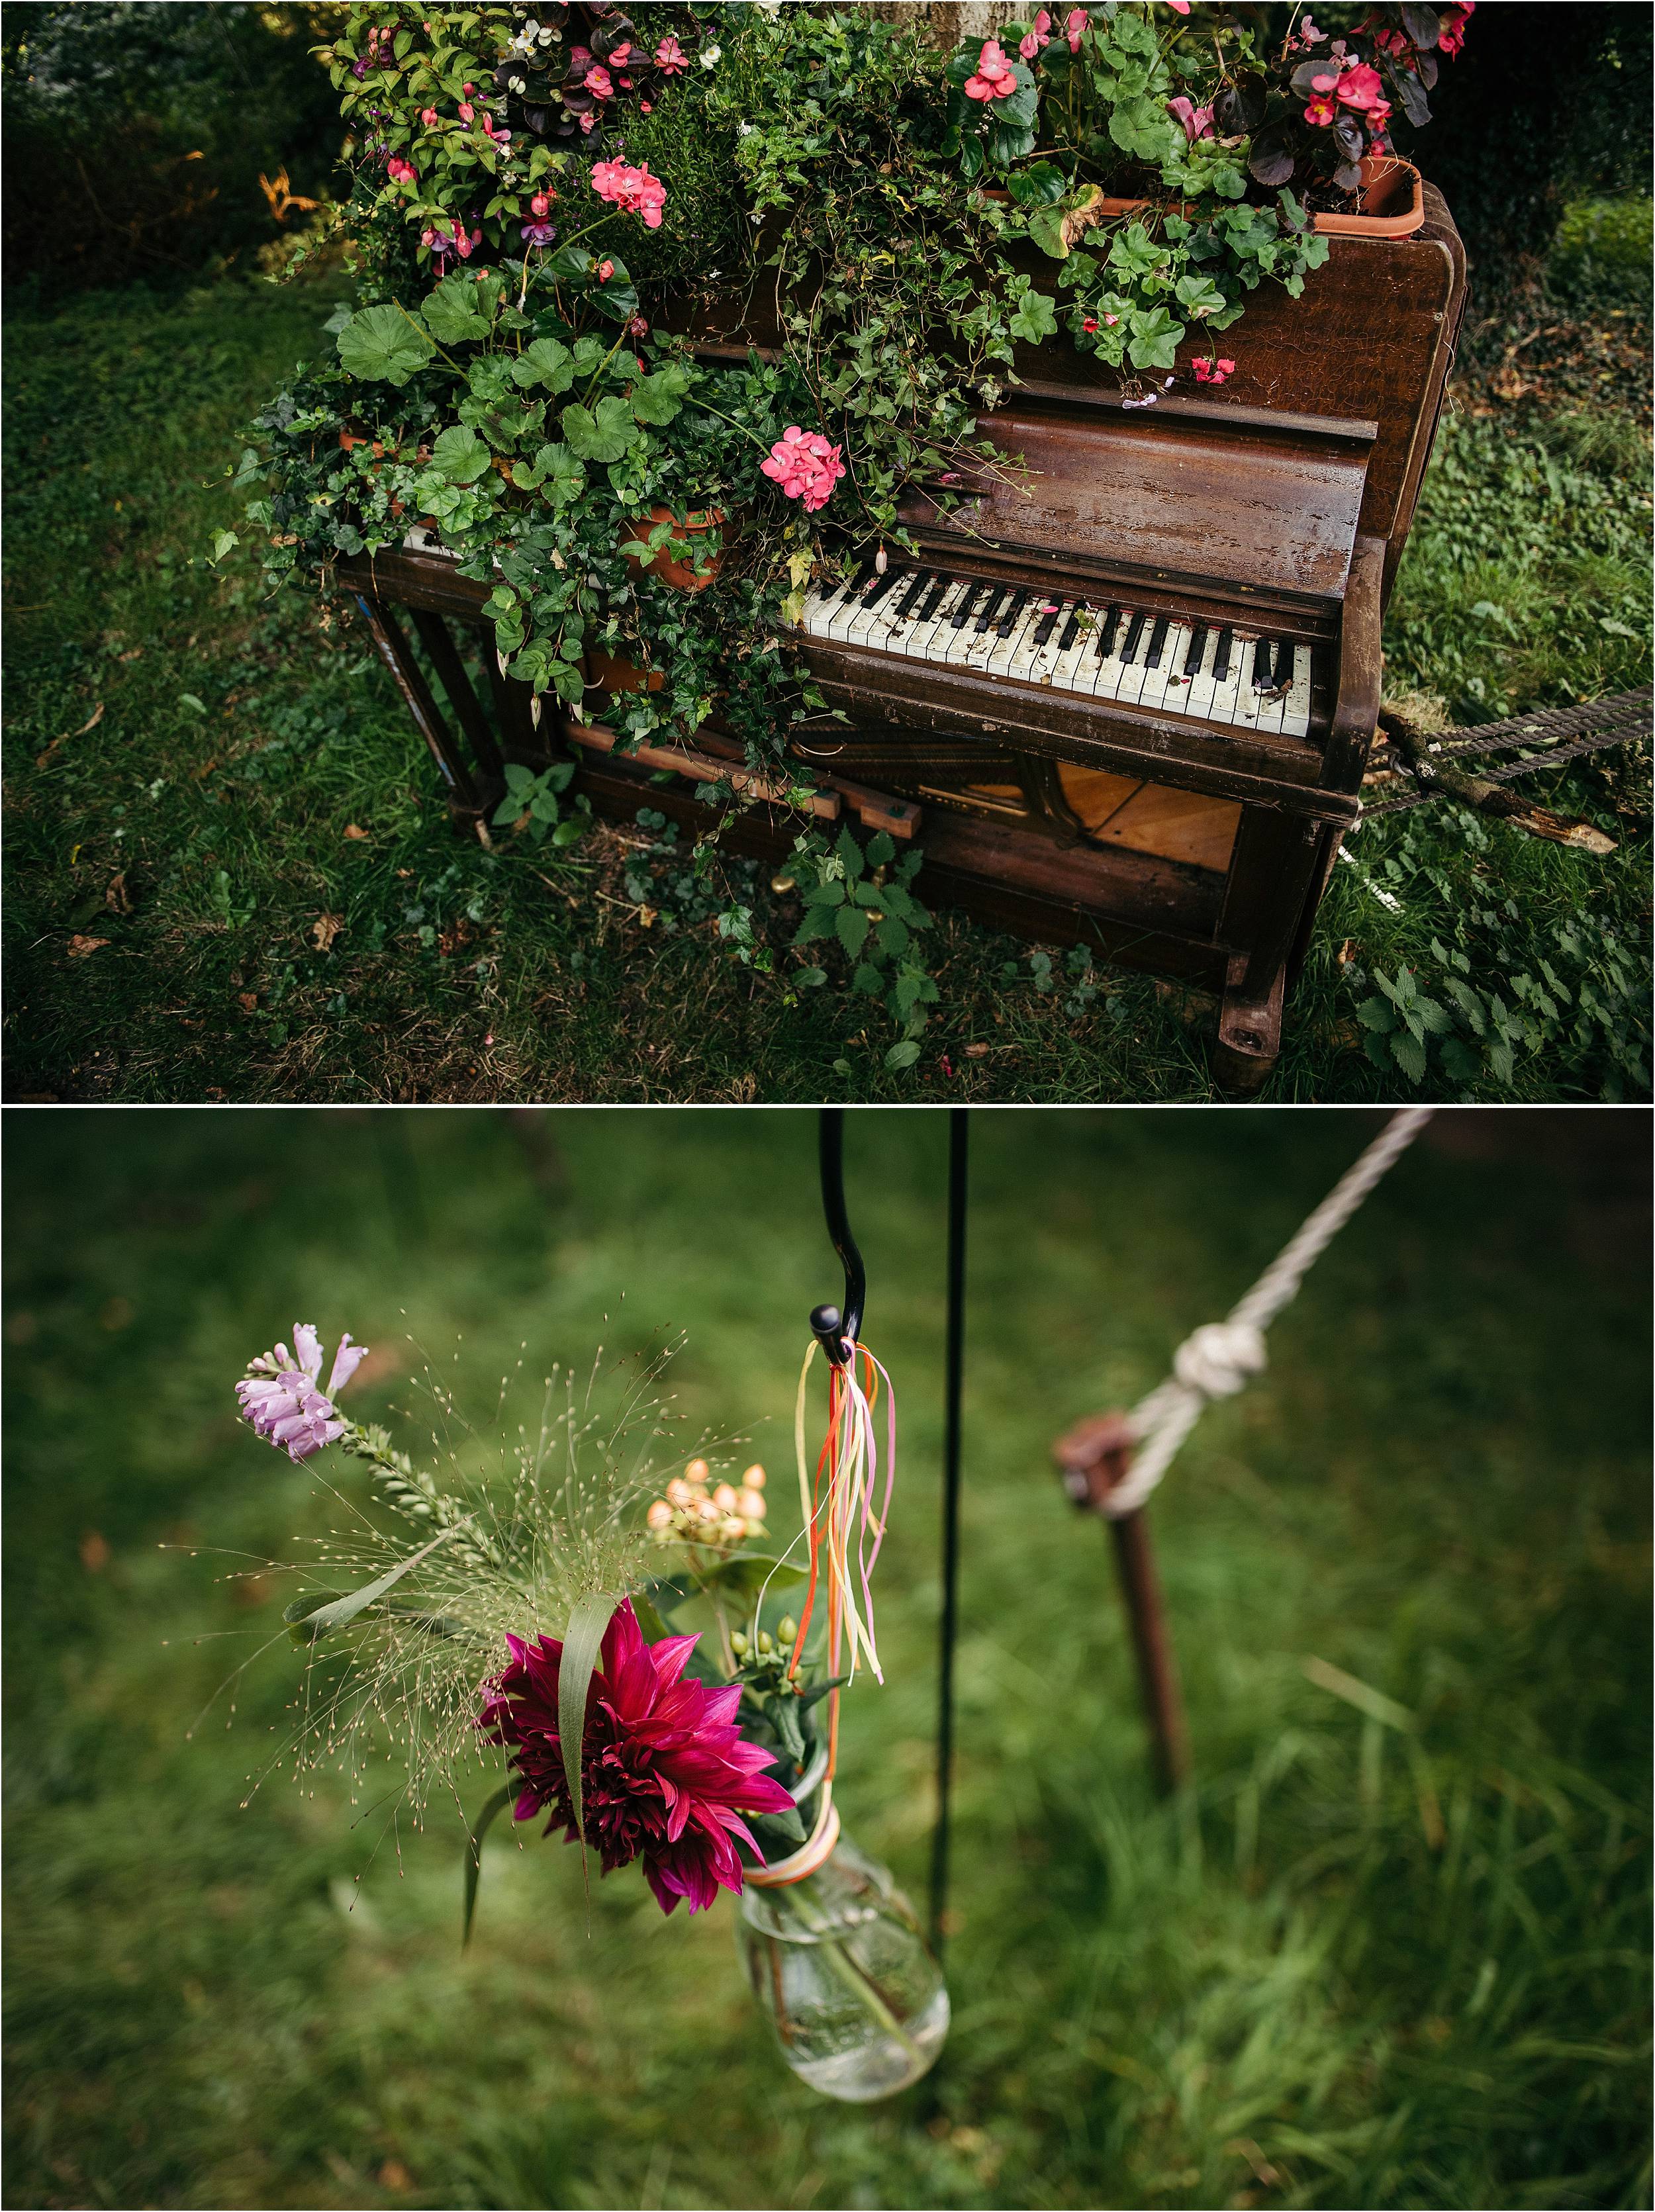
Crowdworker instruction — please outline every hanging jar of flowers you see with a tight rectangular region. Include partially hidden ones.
[736,1800,950,2099]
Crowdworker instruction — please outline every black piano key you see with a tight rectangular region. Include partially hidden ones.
[995,589,1029,639]
[973,586,1010,634]
[916,574,951,622]
[1251,637,1274,690]
[892,570,930,621]
[1094,606,1121,659]
[1182,625,1208,677]
[1119,610,1147,664]
[1272,637,1296,689]
[1057,606,1084,653]
[1144,614,1170,670]
[1032,600,1065,649]
[1212,626,1233,680]
[949,580,984,629]
[863,566,900,608]
[837,563,875,604]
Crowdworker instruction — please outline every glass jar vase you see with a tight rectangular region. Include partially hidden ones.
[735,1831,950,2101]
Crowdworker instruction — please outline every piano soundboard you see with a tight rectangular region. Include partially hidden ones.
[797,563,1313,740]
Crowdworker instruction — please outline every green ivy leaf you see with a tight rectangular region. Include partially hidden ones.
[1009,288,1059,343]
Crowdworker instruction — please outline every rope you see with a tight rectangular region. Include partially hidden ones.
[1100,1109,1435,1518]
[1360,687,1651,816]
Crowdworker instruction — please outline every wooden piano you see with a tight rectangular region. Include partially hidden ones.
[340,183,1464,1092]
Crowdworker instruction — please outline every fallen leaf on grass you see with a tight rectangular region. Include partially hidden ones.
[343,823,370,841]
[35,700,105,766]
[310,913,346,952]
[67,935,109,958]
[965,1042,990,1058]
[238,991,258,1013]
[105,872,132,915]
[178,693,207,715]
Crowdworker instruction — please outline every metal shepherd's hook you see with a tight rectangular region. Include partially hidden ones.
[810,1109,865,1365]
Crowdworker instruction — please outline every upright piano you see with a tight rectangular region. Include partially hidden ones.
[342,184,1464,1090]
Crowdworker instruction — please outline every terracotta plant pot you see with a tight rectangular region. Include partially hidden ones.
[1058,156,1423,238]
[621,505,728,594]
[584,645,665,695]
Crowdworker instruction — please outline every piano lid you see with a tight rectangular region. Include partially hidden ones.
[898,402,1371,604]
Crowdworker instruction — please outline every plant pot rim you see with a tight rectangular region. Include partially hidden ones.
[983,156,1425,238]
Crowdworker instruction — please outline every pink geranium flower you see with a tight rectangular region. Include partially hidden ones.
[590,158,667,228]
[1018,10,1051,61]
[1166,95,1215,141]
[963,38,1018,101]
[760,424,847,513]
[655,34,688,74]
[236,1326,366,1462]
[478,1600,796,1915]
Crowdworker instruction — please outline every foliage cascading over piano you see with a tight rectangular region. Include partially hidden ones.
[244,1,1470,1077]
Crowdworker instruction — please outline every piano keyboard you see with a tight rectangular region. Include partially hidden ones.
[798,567,1313,739]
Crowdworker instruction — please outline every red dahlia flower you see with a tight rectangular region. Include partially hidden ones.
[478,1600,795,1915]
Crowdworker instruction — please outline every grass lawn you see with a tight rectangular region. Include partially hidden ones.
[2,245,1648,1103]
[3,1105,1649,2210]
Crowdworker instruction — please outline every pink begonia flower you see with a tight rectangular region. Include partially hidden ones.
[1166,95,1215,141]
[419,107,439,128]
[760,425,847,513]
[639,100,653,113]
[585,64,614,97]
[385,156,416,184]
[609,41,632,68]
[963,39,1018,101]
[1300,14,1327,40]
[1304,95,1336,126]
[1065,9,1088,52]
[1333,62,1385,109]
[596,258,614,281]
[590,158,667,228]
[1164,1,1190,13]
[655,34,688,73]
[236,1326,367,1462]
[1438,1,1474,56]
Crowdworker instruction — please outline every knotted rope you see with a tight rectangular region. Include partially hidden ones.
[1098,1108,1435,1518]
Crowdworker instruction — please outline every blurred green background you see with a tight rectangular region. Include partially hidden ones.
[3,1105,1650,2209]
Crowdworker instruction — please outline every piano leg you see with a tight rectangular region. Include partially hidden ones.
[1211,809,1327,1095]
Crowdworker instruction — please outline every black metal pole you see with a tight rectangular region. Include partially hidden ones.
[929,1109,968,1957]
[810,1108,866,1365]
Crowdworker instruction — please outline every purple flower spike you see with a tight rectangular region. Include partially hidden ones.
[236,1325,365,1462]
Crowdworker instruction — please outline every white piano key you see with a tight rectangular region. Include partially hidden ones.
[904,576,968,661]
[962,588,1015,669]
[986,597,1045,678]
[843,574,903,647]
[880,573,937,656]
[1206,636,1251,727]
[1049,607,1098,694]
[1023,598,1075,683]
[854,583,916,657]
[1282,646,1313,738]
[1136,622,1192,718]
